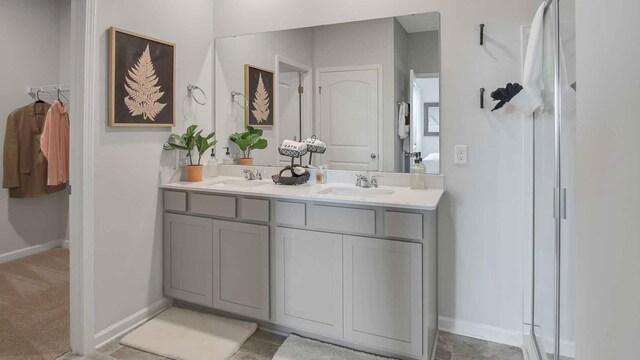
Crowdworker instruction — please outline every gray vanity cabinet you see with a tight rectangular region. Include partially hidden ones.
[163,211,270,319]
[164,213,214,307]
[343,235,423,358]
[275,227,344,338]
[212,219,270,320]
[163,189,437,360]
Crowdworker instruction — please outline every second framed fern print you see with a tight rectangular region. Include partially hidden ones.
[109,27,175,127]
[245,65,274,128]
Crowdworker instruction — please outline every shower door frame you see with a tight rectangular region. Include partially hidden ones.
[525,0,565,360]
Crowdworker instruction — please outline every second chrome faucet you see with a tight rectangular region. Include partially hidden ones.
[354,173,382,188]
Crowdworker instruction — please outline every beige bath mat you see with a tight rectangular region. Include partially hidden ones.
[120,307,257,360]
[273,334,397,360]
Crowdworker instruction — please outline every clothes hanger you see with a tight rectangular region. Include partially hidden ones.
[34,90,46,116]
[35,89,44,103]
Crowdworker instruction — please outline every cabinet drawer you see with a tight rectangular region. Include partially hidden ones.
[276,201,306,226]
[384,211,423,240]
[241,198,270,222]
[310,205,375,235]
[190,193,236,218]
[164,191,187,212]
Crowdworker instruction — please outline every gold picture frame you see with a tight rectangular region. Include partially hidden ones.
[109,27,176,127]
[244,64,274,128]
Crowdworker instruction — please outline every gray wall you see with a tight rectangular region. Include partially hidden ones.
[408,31,440,75]
[215,28,315,166]
[575,0,640,358]
[394,19,409,171]
[0,0,69,257]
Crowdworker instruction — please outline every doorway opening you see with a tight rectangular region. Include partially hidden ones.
[275,56,312,166]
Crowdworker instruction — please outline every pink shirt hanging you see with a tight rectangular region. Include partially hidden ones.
[40,101,69,186]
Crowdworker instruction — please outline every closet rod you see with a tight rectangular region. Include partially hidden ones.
[27,84,70,103]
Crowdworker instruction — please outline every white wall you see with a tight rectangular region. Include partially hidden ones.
[215,28,314,166]
[0,0,69,257]
[92,0,214,333]
[408,31,440,75]
[214,0,540,345]
[575,0,640,359]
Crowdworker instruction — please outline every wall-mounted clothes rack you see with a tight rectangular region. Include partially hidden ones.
[27,84,70,103]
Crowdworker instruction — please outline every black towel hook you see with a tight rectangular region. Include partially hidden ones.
[480,88,485,109]
[480,24,485,45]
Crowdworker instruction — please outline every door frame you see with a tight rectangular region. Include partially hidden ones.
[410,72,440,173]
[275,55,313,146]
[315,64,383,171]
[69,0,96,355]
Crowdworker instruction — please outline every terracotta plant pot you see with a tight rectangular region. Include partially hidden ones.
[186,165,204,182]
[239,158,254,166]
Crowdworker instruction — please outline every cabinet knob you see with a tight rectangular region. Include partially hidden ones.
[370,153,377,159]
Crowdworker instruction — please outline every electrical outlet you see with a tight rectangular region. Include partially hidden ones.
[455,145,468,165]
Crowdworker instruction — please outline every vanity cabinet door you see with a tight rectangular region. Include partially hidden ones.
[343,235,423,358]
[164,214,214,307]
[275,228,343,338]
[212,220,270,320]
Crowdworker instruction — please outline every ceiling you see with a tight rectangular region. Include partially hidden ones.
[396,12,440,33]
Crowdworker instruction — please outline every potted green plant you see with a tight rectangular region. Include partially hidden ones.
[229,126,268,165]
[164,125,216,182]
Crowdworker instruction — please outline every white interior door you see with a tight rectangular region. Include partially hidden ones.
[318,67,380,171]
[278,71,301,165]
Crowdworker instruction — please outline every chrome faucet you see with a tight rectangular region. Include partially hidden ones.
[354,173,383,188]
[243,169,263,180]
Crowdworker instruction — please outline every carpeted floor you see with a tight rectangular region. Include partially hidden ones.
[0,248,70,360]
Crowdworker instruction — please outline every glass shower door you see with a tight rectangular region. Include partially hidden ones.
[531,1,575,359]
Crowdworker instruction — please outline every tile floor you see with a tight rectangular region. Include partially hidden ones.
[57,329,523,360]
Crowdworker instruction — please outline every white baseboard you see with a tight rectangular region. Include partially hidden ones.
[0,240,66,264]
[62,240,70,249]
[438,316,523,348]
[94,297,173,349]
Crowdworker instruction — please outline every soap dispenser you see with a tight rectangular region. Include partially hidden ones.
[222,147,234,164]
[206,148,218,178]
[410,152,426,190]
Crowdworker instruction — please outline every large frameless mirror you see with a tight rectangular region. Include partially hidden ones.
[214,12,441,174]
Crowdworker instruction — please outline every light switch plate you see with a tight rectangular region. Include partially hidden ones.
[455,145,468,165]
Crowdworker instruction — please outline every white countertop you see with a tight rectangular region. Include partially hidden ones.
[161,176,443,211]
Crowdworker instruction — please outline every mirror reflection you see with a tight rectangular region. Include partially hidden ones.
[214,12,440,173]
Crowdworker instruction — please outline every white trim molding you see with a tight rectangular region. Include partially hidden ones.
[94,298,173,348]
[438,316,523,348]
[69,0,97,355]
[0,240,66,264]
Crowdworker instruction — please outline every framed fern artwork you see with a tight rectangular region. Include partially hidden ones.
[245,65,274,128]
[109,27,175,127]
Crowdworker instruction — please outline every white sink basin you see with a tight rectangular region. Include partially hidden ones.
[209,179,269,188]
[317,187,395,197]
